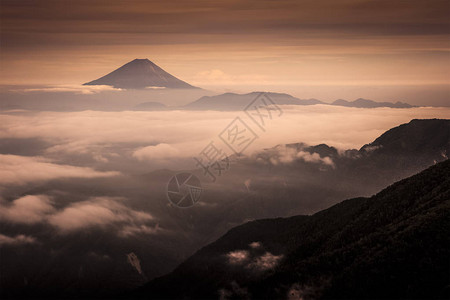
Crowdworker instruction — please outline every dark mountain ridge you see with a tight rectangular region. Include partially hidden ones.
[333,98,414,108]
[183,92,324,111]
[360,118,450,155]
[135,159,450,299]
[179,92,415,111]
[256,119,449,186]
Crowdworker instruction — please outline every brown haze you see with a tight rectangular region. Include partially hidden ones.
[1,0,449,105]
[0,2,449,297]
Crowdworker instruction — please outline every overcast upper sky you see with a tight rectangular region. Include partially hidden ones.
[1,0,449,94]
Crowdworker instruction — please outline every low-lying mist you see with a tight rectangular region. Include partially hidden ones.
[0,104,448,297]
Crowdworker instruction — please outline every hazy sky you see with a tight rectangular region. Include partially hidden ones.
[1,0,449,103]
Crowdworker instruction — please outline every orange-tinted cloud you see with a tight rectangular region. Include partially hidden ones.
[0,0,449,88]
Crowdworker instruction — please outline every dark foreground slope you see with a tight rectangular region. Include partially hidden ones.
[136,160,450,299]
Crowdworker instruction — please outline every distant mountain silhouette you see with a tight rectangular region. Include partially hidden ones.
[84,59,199,89]
[360,118,449,155]
[274,119,449,163]
[184,92,323,111]
[251,119,449,194]
[135,159,450,299]
[183,92,414,111]
[332,98,413,108]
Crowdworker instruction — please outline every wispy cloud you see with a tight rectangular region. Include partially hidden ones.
[0,234,37,246]
[227,250,250,265]
[193,69,269,85]
[253,144,335,167]
[132,143,181,161]
[48,197,153,232]
[0,195,156,235]
[0,195,54,224]
[225,242,283,271]
[1,107,448,168]
[247,252,283,271]
[0,154,120,185]
[119,224,160,237]
[15,85,123,95]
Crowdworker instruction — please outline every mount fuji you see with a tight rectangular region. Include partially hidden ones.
[83,58,199,89]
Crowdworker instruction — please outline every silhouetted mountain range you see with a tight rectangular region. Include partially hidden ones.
[360,119,449,156]
[128,92,414,111]
[135,159,450,299]
[84,59,199,89]
[184,92,323,111]
[332,98,414,108]
[264,119,449,172]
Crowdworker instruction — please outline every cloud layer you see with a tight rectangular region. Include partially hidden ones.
[1,195,155,236]
[48,197,153,232]
[0,233,36,246]
[0,195,54,224]
[0,106,449,174]
[0,154,119,186]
